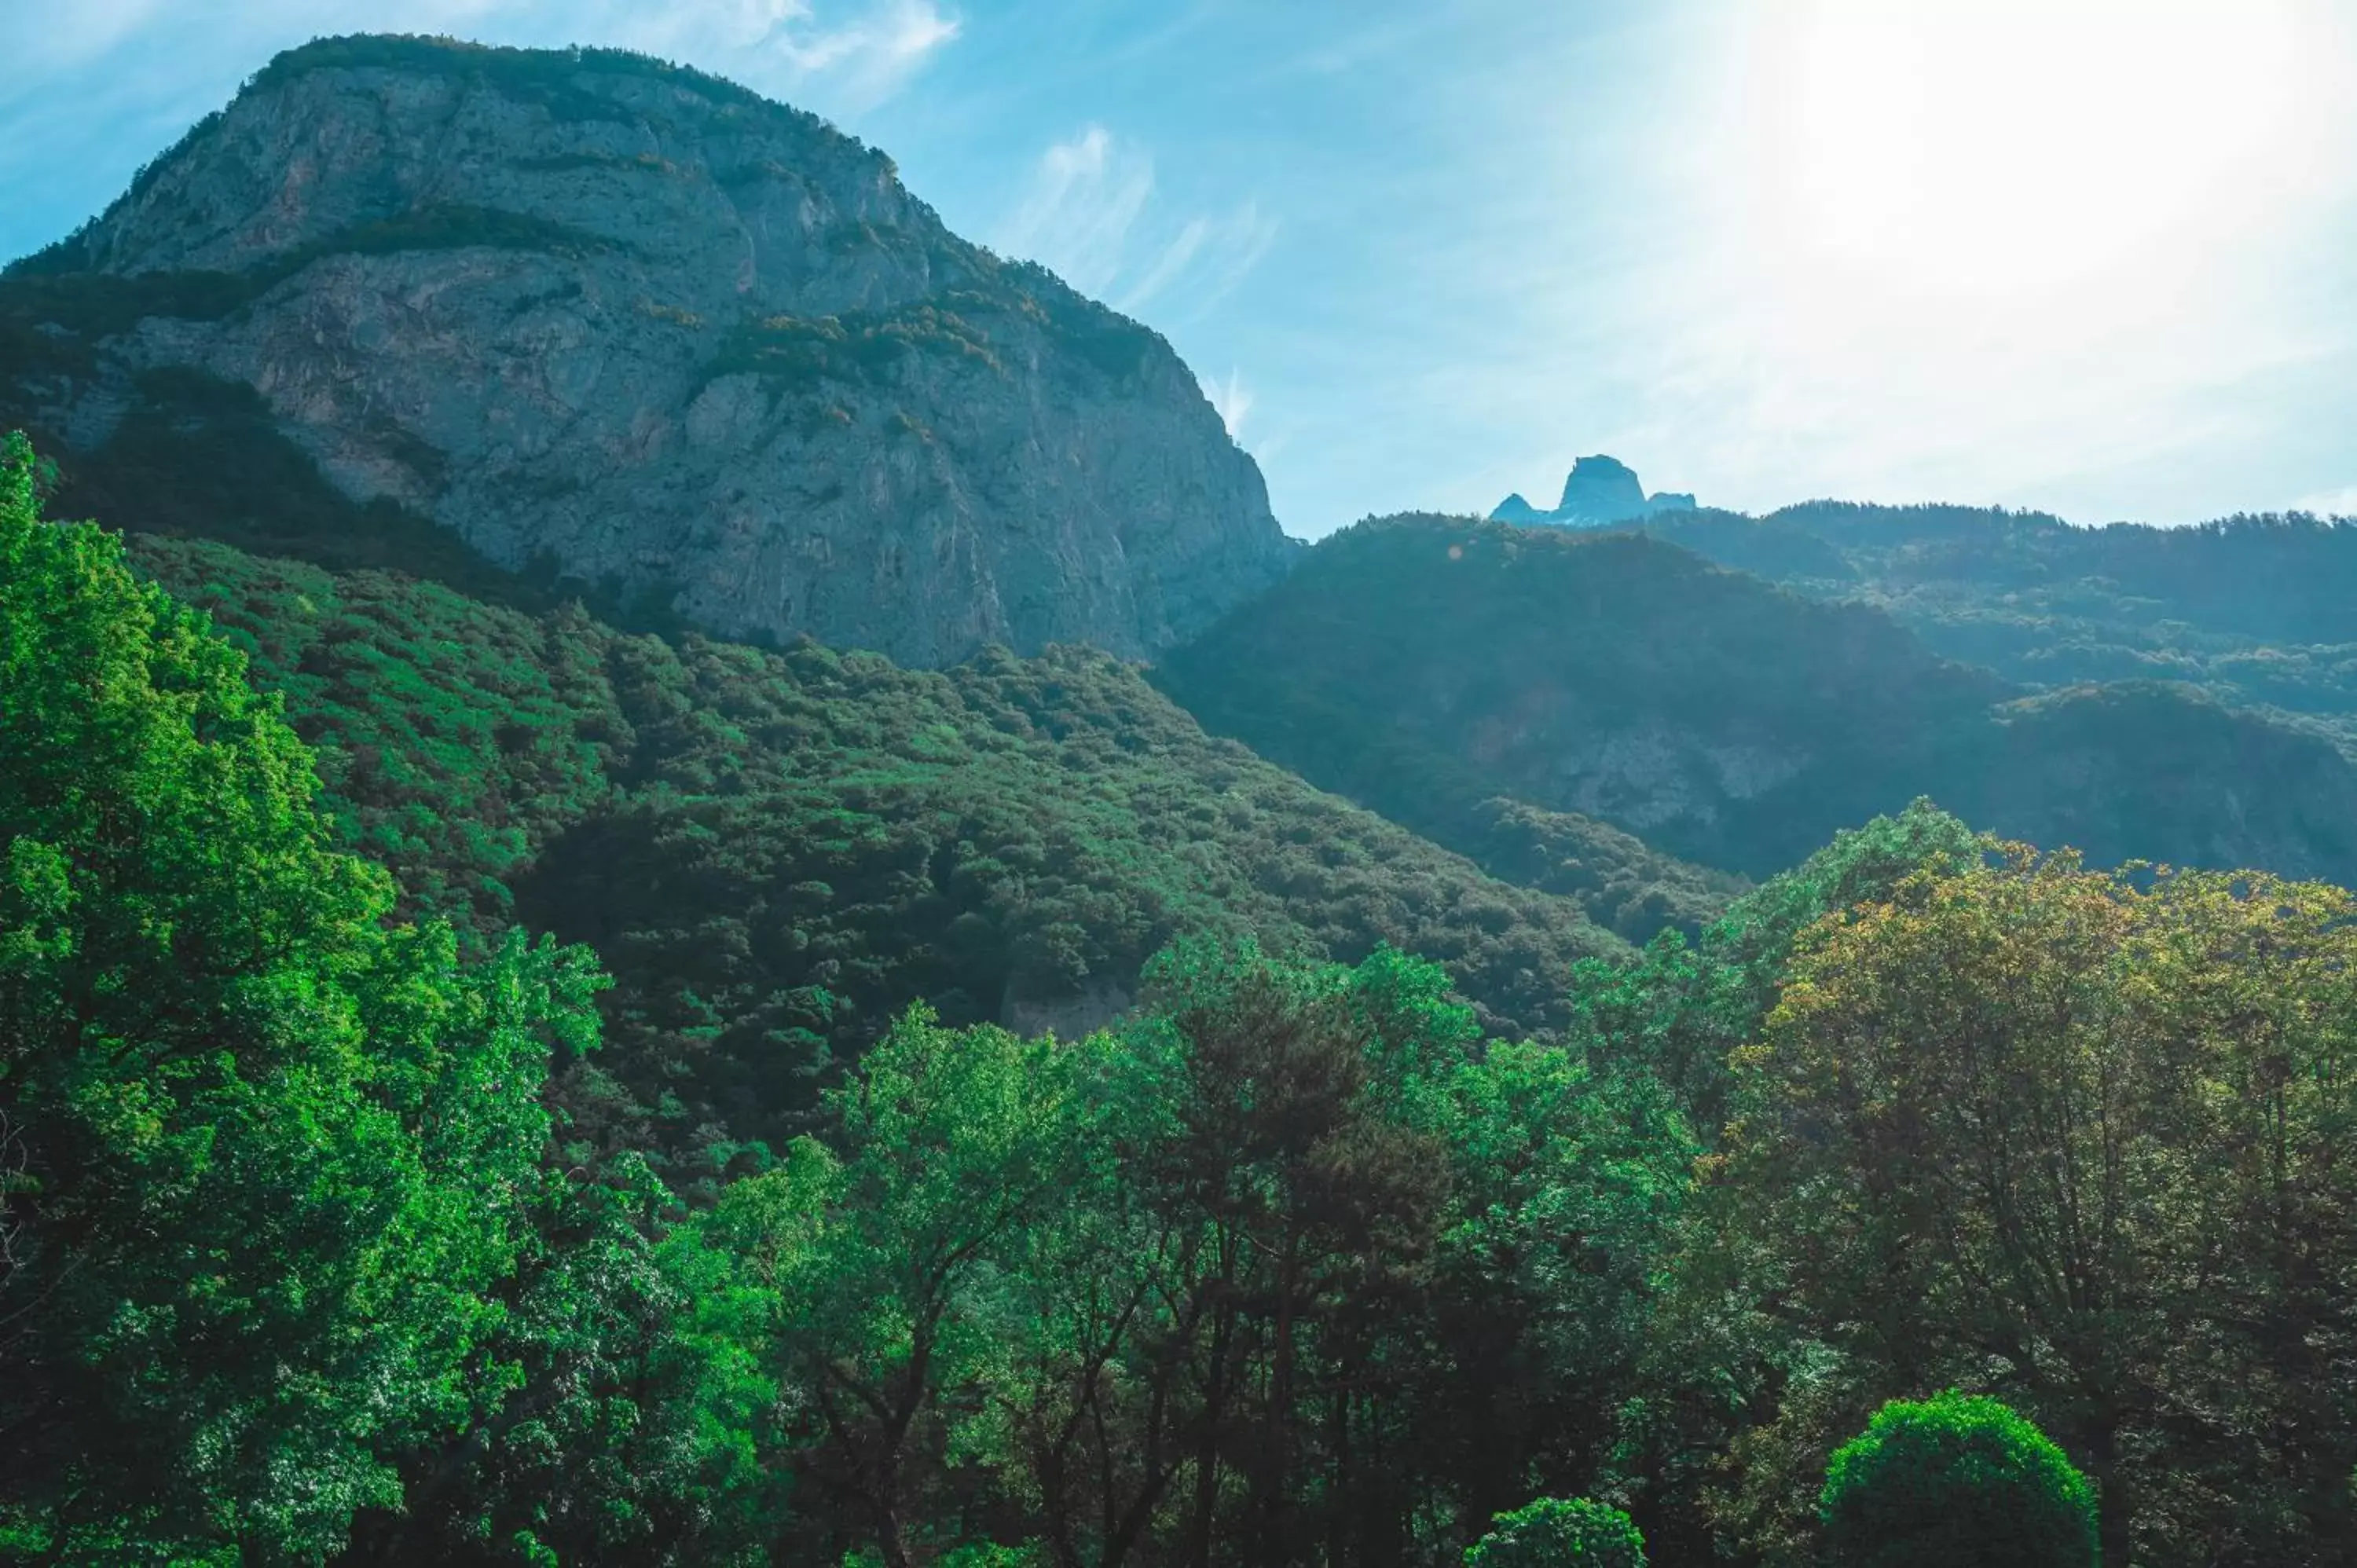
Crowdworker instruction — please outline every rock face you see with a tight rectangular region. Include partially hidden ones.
[1492,455,1698,528]
[2,36,1292,665]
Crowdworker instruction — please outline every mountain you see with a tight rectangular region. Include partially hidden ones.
[1493,453,1698,526]
[1628,500,2357,753]
[1,35,1292,667]
[1156,513,2357,883]
[124,528,1637,1156]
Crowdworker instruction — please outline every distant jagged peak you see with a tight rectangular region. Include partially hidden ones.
[1493,453,1699,528]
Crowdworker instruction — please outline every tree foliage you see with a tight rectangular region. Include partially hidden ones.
[1464,1497,1646,1568]
[1638,498,2357,773]
[0,432,604,1560]
[1704,844,2357,1564]
[1819,1394,2096,1568]
[19,414,2357,1564]
[117,533,1627,1167]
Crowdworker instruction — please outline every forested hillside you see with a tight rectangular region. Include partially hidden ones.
[127,531,1662,1165]
[1158,512,2357,883]
[9,24,2357,1568]
[1633,500,2357,752]
[11,388,2357,1568]
[17,435,2357,1564]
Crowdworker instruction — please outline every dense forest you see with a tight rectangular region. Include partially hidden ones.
[1159,514,2357,885]
[121,529,1681,1171]
[1629,500,2357,757]
[9,425,2357,1568]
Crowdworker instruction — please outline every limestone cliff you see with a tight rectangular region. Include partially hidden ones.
[1,35,1292,665]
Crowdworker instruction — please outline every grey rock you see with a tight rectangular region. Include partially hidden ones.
[1490,454,1699,528]
[10,36,1292,666]
[1555,454,1646,522]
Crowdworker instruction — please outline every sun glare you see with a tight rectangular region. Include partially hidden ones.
[1766,0,2312,299]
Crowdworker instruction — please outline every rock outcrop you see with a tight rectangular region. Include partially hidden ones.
[1,35,1293,665]
[1492,454,1698,528]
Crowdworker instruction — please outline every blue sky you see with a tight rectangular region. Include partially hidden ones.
[9,0,2357,537]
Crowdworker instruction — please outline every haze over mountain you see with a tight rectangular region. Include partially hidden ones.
[17,5,2357,536]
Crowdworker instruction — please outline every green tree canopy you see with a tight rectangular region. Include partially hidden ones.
[1705,843,2357,1564]
[0,431,603,1562]
[1819,1394,2096,1568]
[1464,1496,1647,1568]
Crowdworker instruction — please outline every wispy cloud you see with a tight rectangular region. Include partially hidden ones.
[618,0,960,111]
[1200,368,1253,441]
[996,126,1155,299]
[995,123,1277,318]
[2292,485,2357,518]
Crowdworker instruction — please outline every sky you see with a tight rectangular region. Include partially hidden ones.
[7,0,2357,537]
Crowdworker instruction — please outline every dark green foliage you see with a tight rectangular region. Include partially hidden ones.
[1154,513,2007,881]
[1564,803,1983,1563]
[122,535,1626,1163]
[0,206,614,341]
[1701,846,2357,1566]
[1003,258,1168,380]
[1158,512,2357,888]
[1631,499,2357,755]
[754,942,1691,1568]
[0,370,691,641]
[16,404,2357,1563]
[289,203,620,266]
[1570,798,1978,1135]
[0,270,261,359]
[1819,1395,2097,1568]
[1472,796,1747,942]
[1464,1497,1647,1568]
[1951,680,2357,875]
[35,372,521,588]
[340,1155,796,1566]
[695,266,1170,404]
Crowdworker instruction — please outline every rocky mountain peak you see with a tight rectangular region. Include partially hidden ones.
[1491,452,1699,528]
[5,34,1294,666]
[1556,454,1644,519]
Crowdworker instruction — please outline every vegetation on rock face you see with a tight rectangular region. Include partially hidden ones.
[1471,796,1747,942]
[6,30,1286,671]
[1819,1395,2098,1568]
[1156,512,1997,881]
